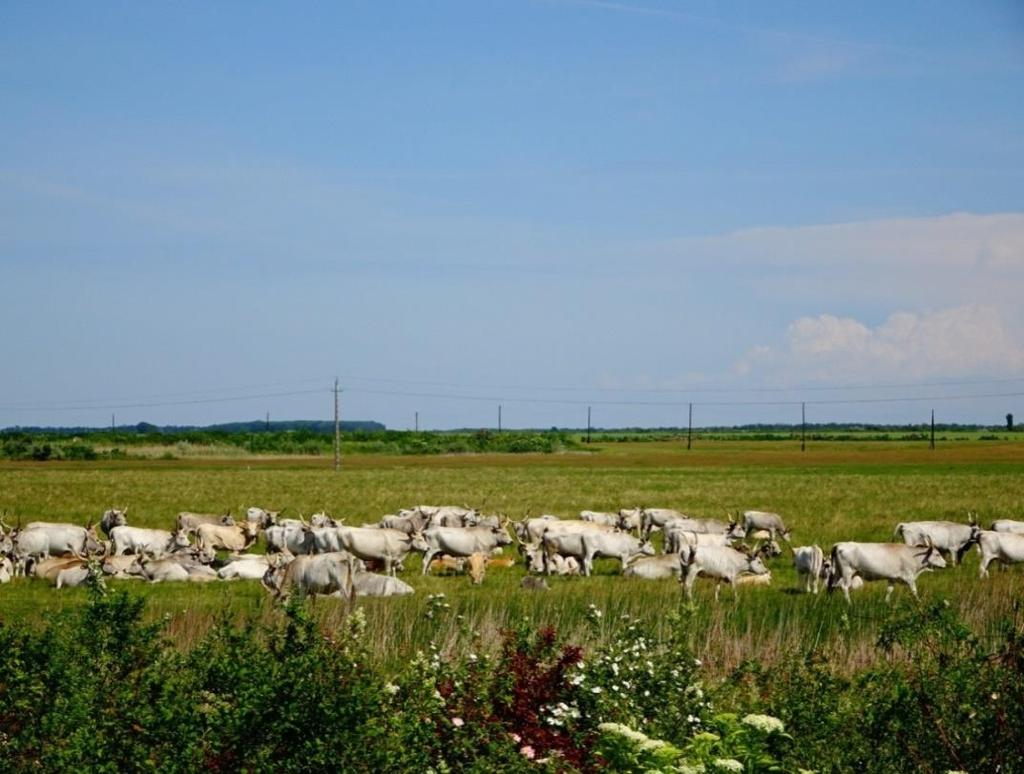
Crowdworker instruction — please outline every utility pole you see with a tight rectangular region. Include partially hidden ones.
[687,402,693,451]
[334,378,341,472]
[415,411,419,432]
[266,411,270,432]
[498,405,502,432]
[930,409,935,450]
[111,414,115,432]
[587,406,592,444]
[801,402,806,452]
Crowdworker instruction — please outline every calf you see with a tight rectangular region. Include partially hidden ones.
[792,545,826,594]
[467,552,487,584]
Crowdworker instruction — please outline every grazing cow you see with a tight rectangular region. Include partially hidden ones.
[828,541,946,603]
[400,505,477,529]
[640,508,689,538]
[741,511,791,542]
[246,507,283,529]
[624,554,684,580]
[176,511,234,534]
[352,571,414,597]
[421,526,513,574]
[894,520,980,565]
[792,545,827,594]
[265,524,316,555]
[990,519,1024,536]
[110,526,191,558]
[195,522,259,555]
[15,524,104,561]
[976,530,1024,578]
[100,509,128,537]
[261,553,355,600]
[679,545,771,602]
[663,525,732,555]
[541,529,653,577]
[467,552,487,584]
[580,510,621,527]
[333,527,427,577]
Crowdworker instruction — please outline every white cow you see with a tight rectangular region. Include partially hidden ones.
[176,511,234,535]
[894,520,980,565]
[261,552,355,600]
[218,555,273,580]
[976,530,1024,578]
[792,545,826,594]
[352,571,415,597]
[0,555,13,584]
[265,524,315,555]
[640,508,688,537]
[663,525,732,555]
[990,519,1024,536]
[246,506,283,529]
[580,510,620,527]
[196,522,259,555]
[421,526,512,574]
[624,554,683,580]
[828,542,946,603]
[741,511,791,542]
[110,526,190,558]
[15,524,104,561]
[679,545,771,602]
[335,527,427,576]
[540,529,653,577]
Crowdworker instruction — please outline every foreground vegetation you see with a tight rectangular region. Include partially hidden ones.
[2,583,1021,772]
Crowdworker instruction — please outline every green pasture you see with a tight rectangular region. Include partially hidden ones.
[1,439,1023,675]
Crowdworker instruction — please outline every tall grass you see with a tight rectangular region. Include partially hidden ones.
[1,440,1022,676]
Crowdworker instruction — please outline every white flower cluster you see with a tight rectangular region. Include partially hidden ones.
[741,713,785,735]
[712,758,744,772]
[542,701,581,727]
[424,593,451,620]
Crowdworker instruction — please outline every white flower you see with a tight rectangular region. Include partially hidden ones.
[742,713,785,734]
[570,673,585,686]
[451,717,464,728]
[384,682,400,696]
[591,686,602,694]
[713,759,743,773]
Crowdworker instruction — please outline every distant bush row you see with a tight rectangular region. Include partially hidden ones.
[0,429,580,460]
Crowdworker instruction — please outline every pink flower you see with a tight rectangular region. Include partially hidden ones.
[451,717,464,727]
[520,745,536,760]
[509,733,522,743]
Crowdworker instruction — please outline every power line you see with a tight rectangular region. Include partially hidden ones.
[0,387,327,412]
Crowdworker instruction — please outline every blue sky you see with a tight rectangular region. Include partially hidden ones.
[2,1,1023,429]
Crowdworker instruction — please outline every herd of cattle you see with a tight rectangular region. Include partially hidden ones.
[1,504,1023,603]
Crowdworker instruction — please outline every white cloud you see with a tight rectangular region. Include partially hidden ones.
[736,304,1024,383]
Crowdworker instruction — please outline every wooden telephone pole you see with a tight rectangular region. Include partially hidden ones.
[334,379,341,472]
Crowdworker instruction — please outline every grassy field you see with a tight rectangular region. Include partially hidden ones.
[2,438,1023,676]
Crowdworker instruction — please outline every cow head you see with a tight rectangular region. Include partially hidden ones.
[746,554,770,576]
[409,531,430,553]
[491,526,513,547]
[915,540,948,571]
[757,540,783,559]
[726,518,746,540]
[524,546,545,573]
[637,539,656,557]
[261,564,284,596]
[173,529,191,549]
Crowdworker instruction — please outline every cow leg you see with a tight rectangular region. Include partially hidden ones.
[422,550,437,575]
[979,554,992,579]
[713,583,720,603]
[885,582,895,603]
[683,567,698,601]
[841,577,852,604]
